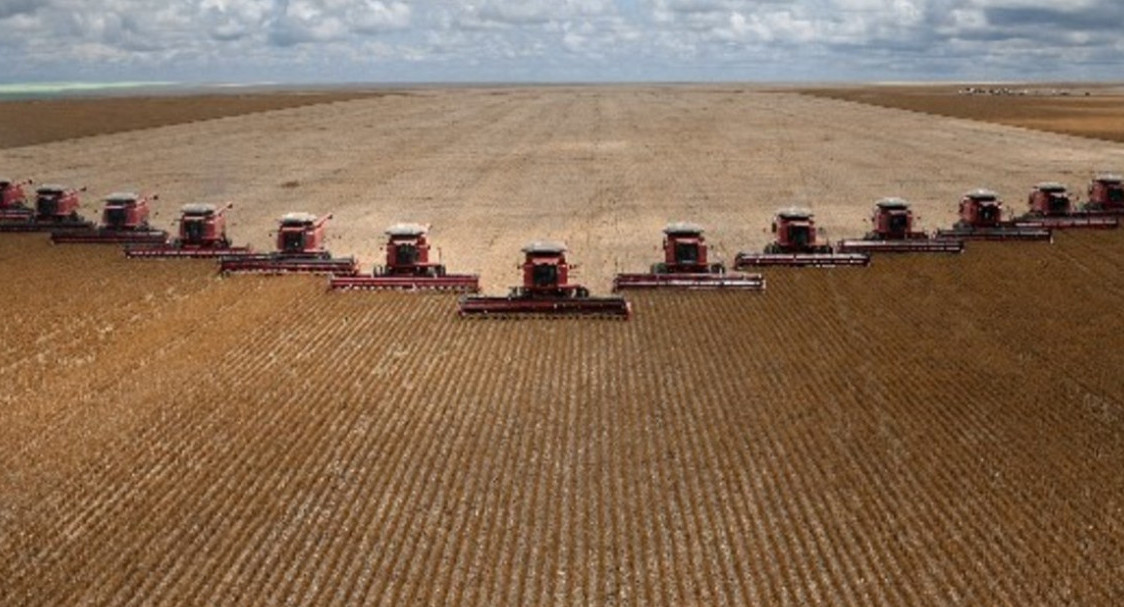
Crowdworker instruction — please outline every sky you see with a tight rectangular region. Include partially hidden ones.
[0,0,1121,84]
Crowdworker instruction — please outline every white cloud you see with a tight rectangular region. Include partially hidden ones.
[0,0,1120,82]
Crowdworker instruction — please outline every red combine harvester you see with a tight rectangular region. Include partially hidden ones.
[458,242,630,319]
[837,198,964,254]
[0,184,91,232]
[612,222,765,291]
[219,212,357,275]
[1013,182,1118,229]
[51,192,168,244]
[734,208,870,268]
[934,189,1052,241]
[0,178,33,222]
[126,202,254,258]
[330,223,479,291]
[1083,173,1124,214]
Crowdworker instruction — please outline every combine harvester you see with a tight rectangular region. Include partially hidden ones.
[459,242,630,319]
[51,192,168,244]
[1083,173,1124,214]
[1012,182,1118,229]
[126,202,254,258]
[836,198,963,254]
[934,189,1052,241]
[612,222,764,291]
[0,184,91,232]
[219,212,357,275]
[734,208,870,268]
[330,223,479,291]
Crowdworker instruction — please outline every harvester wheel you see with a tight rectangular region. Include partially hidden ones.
[575,286,590,299]
[709,263,724,274]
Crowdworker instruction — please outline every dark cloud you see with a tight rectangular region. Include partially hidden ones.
[0,0,40,20]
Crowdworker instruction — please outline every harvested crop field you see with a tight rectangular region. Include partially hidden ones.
[2,87,1124,604]
[804,84,1124,143]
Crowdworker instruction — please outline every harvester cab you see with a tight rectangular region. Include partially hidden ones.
[101,192,151,230]
[1027,183,1071,216]
[35,185,81,221]
[329,223,479,291]
[959,189,1003,228]
[613,222,764,290]
[179,203,231,247]
[835,198,964,254]
[0,178,33,222]
[0,178,28,209]
[277,212,328,255]
[520,242,572,296]
[872,198,914,238]
[661,222,711,272]
[219,212,356,275]
[458,242,630,318]
[770,208,825,253]
[384,223,435,274]
[735,208,870,268]
[1087,173,1124,211]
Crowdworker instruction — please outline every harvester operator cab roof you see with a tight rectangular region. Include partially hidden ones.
[105,192,140,206]
[280,212,317,226]
[965,189,999,203]
[776,207,814,221]
[663,221,704,236]
[875,198,910,211]
[36,185,66,196]
[522,241,567,256]
[386,223,428,238]
[181,203,219,217]
[1095,173,1122,184]
[1035,182,1067,194]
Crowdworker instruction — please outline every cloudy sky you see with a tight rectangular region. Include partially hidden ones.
[0,0,1121,84]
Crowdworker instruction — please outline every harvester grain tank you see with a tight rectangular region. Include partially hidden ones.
[934,189,1052,241]
[330,223,479,291]
[458,242,630,318]
[219,212,357,275]
[1084,173,1124,213]
[51,192,168,244]
[734,208,870,268]
[1012,182,1118,229]
[126,202,255,258]
[0,178,32,222]
[613,222,765,291]
[0,184,91,232]
[836,198,963,254]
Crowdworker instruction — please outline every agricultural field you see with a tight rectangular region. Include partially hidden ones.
[2,87,1124,604]
[804,83,1124,143]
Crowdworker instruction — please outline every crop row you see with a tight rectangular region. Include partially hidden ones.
[2,230,1123,604]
